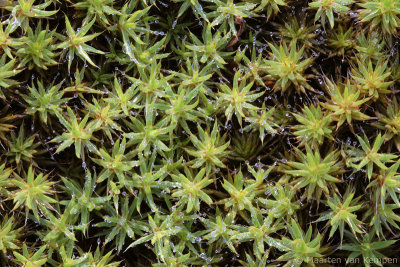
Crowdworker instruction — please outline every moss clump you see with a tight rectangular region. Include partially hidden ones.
[1,0,400,266]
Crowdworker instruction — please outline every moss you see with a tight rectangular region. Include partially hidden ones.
[0,0,399,266]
